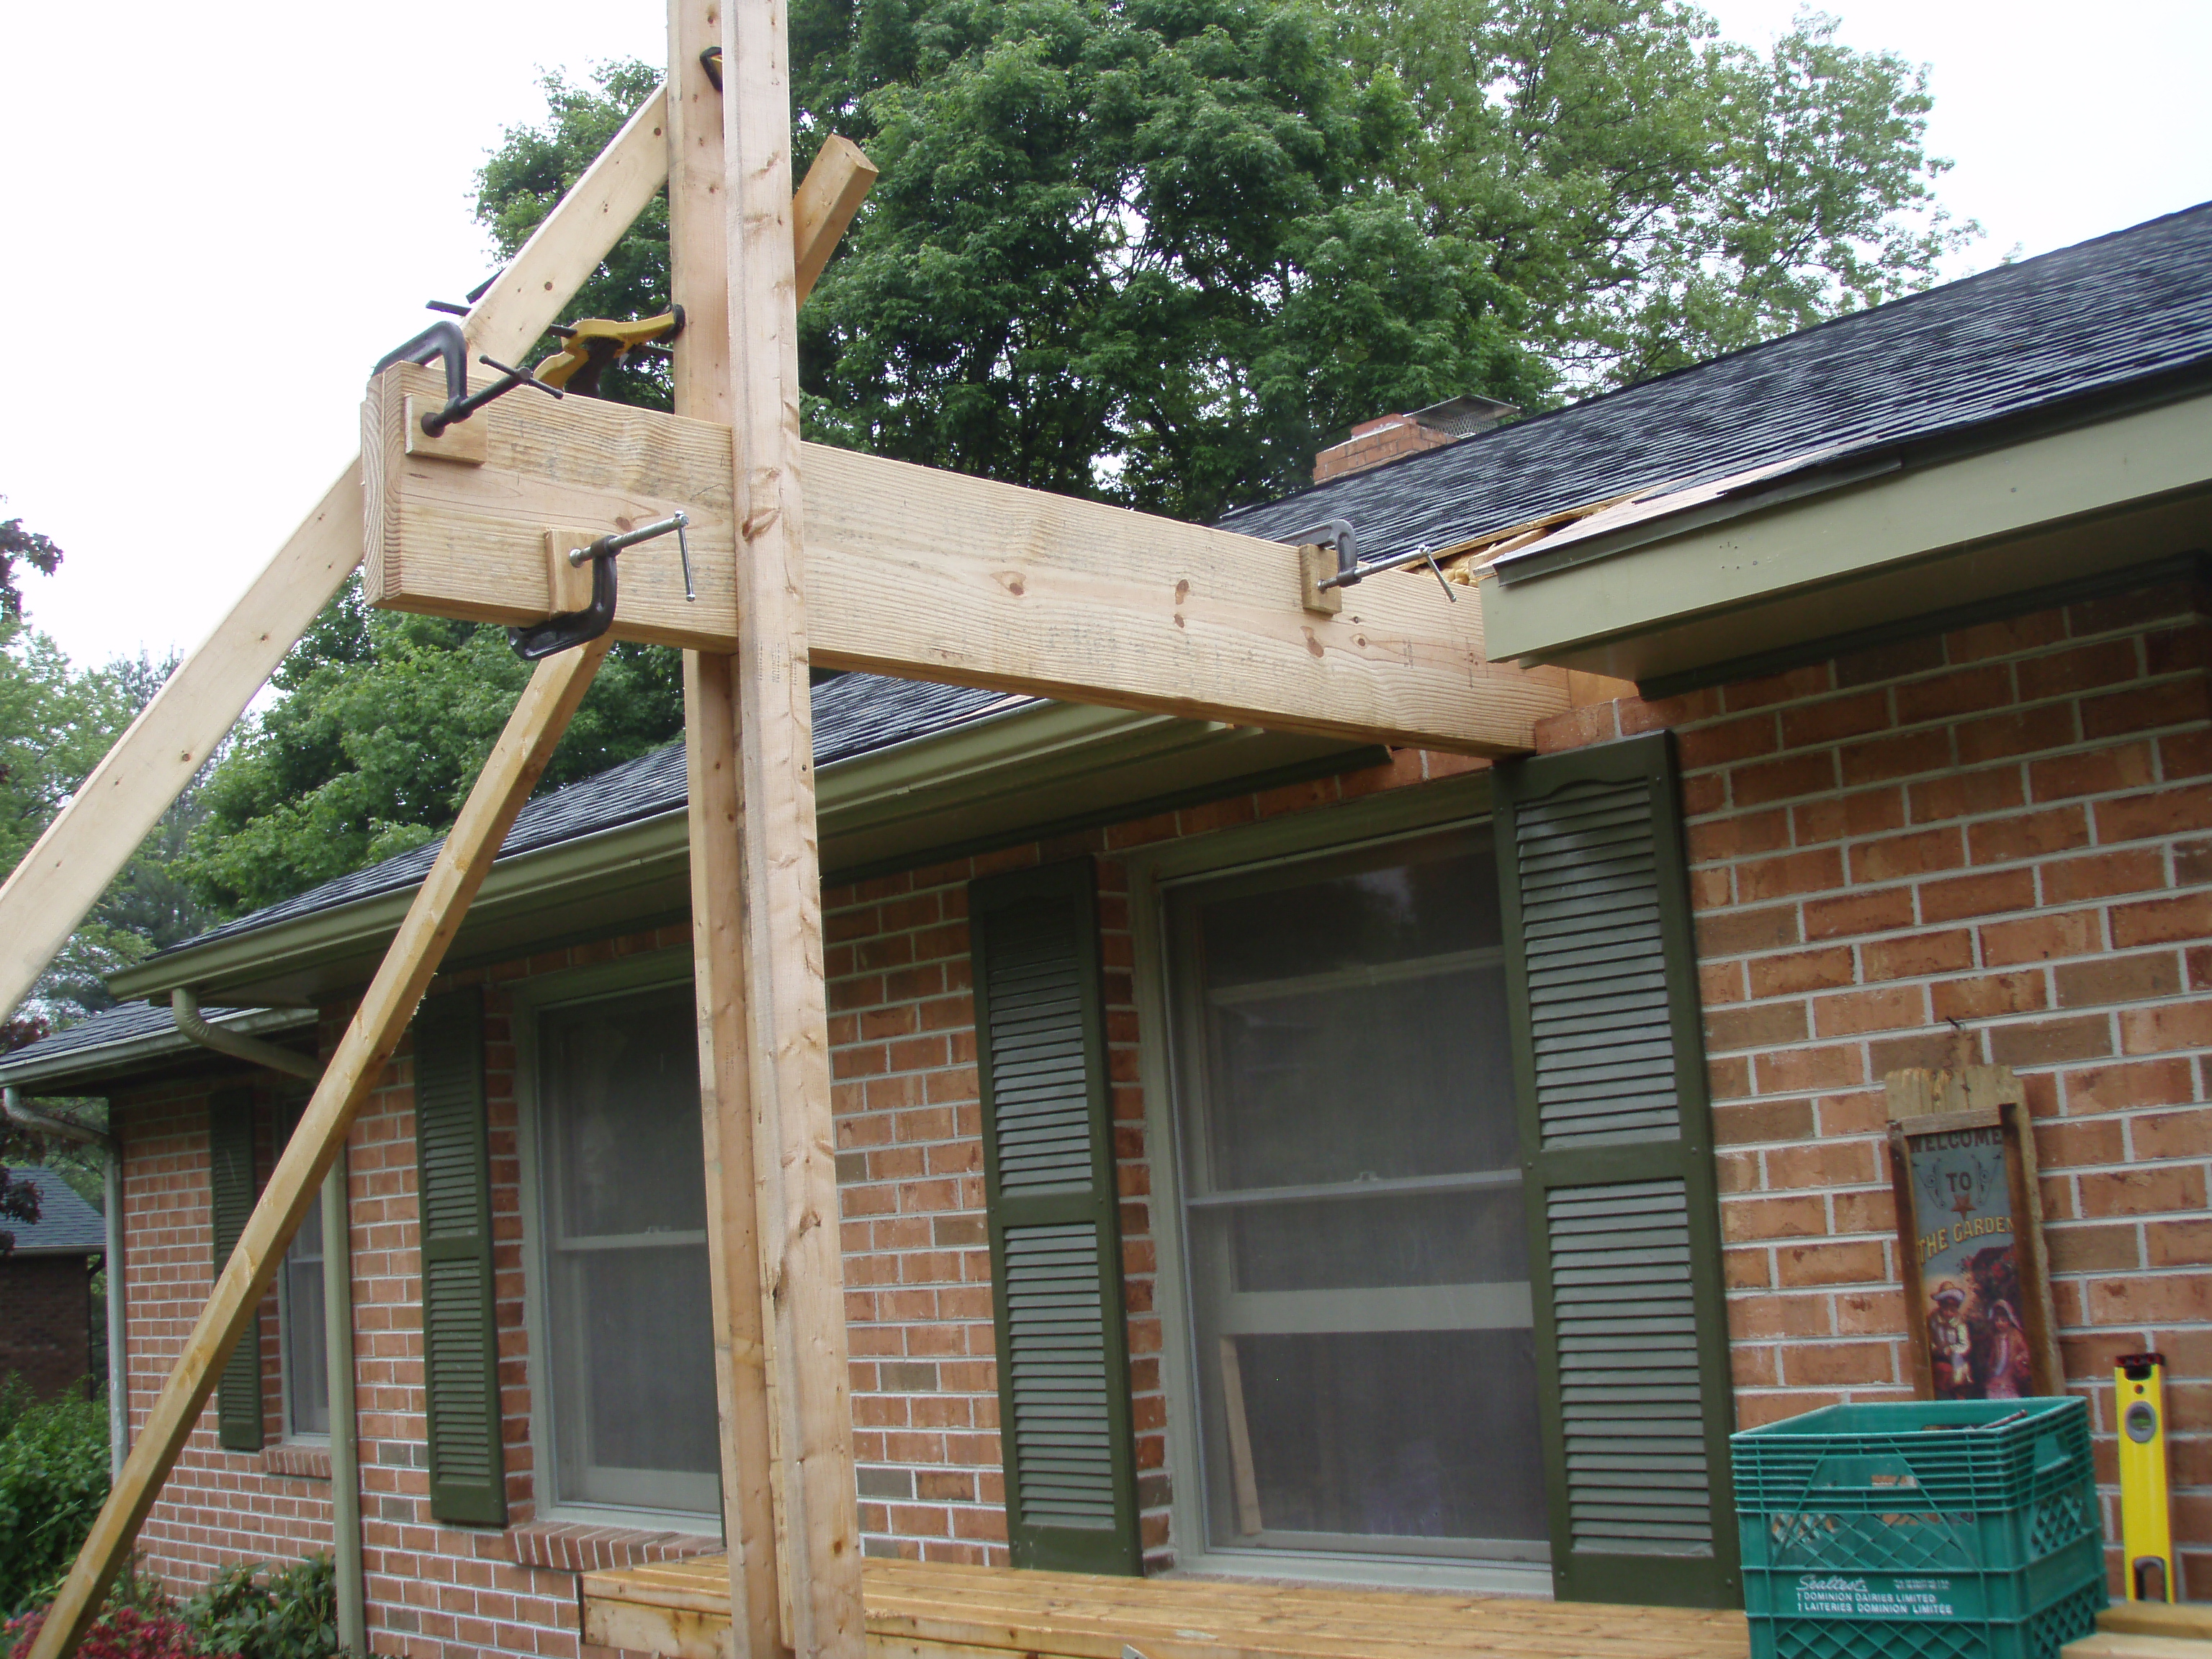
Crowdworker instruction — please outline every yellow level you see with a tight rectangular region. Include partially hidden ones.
[2116,1352,2177,1601]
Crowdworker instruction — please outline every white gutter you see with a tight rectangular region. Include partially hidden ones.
[3,1088,126,1477]
[167,992,364,1655]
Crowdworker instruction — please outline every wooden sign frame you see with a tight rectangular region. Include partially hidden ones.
[1886,1069,2061,1401]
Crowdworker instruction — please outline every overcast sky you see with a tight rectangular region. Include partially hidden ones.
[1,0,2206,671]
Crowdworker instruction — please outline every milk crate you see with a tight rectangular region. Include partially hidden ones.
[1732,1398,2105,1659]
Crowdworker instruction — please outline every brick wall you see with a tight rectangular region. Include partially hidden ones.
[1537,575,2212,1593]
[0,1251,94,1399]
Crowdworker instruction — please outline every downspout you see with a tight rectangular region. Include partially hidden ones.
[171,991,364,1655]
[2,1088,124,1475]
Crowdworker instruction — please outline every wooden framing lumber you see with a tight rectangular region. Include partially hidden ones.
[667,3,783,1653]
[0,83,674,1029]
[361,365,1568,753]
[719,0,867,1643]
[26,640,613,1659]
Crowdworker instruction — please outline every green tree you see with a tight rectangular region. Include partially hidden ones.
[181,580,685,915]
[1342,0,1973,390]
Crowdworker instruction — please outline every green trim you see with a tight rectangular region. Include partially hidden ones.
[209,1087,264,1452]
[413,986,508,1527]
[1481,389,2212,682]
[109,701,1365,1008]
[829,745,1388,887]
[0,1008,318,1091]
[971,858,1142,1575]
[1493,731,1739,1609]
[1637,552,2208,701]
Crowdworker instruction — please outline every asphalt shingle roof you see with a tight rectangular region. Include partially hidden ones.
[3,1166,106,1255]
[163,673,1025,958]
[1219,202,2212,568]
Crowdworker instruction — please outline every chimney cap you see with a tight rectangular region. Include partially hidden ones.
[1407,395,1519,439]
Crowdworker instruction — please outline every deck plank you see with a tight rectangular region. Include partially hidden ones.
[583,1555,1752,1659]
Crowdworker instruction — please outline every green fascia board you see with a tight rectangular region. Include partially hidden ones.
[107,701,1362,1008]
[1481,389,2212,683]
[0,1005,319,1091]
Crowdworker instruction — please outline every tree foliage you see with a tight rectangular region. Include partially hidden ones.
[181,580,685,915]
[1343,0,1972,390]
[0,510,62,624]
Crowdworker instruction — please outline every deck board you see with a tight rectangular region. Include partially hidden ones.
[581,1555,1752,1659]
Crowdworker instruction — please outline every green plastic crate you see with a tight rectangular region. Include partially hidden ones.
[1732,1399,2105,1659]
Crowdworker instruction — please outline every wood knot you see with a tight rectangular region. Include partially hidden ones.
[1302,629,1325,660]
[1174,579,1190,604]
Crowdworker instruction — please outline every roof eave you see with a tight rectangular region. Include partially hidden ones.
[1480,384,2212,688]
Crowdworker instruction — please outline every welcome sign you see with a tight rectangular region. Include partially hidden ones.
[1885,1070,2059,1401]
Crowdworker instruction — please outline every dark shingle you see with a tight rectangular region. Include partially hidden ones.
[161,673,1024,957]
[4,1166,106,1254]
[1220,203,2212,566]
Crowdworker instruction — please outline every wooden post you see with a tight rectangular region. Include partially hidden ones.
[25,640,612,1659]
[721,0,866,1645]
[668,2,783,1653]
[0,84,673,1030]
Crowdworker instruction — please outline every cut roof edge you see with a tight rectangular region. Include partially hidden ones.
[1221,198,2212,535]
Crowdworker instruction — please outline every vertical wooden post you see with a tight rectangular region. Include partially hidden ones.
[670,2,784,1653]
[721,0,866,1647]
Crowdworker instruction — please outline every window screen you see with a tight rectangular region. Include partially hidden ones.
[1166,828,1547,1564]
[282,1196,328,1437]
[536,984,719,1515]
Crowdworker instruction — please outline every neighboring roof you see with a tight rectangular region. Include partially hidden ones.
[3,1166,105,1256]
[164,673,1025,960]
[1219,202,2212,570]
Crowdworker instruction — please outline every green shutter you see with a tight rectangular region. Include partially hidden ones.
[971,859,1141,1575]
[208,1087,264,1452]
[412,986,508,1526]
[1494,730,1740,1609]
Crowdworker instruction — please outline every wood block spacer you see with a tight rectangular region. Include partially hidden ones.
[1299,543,1343,613]
[544,529,601,614]
[404,396,487,465]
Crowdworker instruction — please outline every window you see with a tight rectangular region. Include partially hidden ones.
[1162,827,1547,1566]
[280,1195,328,1437]
[531,983,719,1516]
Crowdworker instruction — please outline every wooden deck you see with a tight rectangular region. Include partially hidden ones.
[580,1555,1755,1659]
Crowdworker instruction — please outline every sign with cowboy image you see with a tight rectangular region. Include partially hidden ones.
[1886,1074,2060,1401]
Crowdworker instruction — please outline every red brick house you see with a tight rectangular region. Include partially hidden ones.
[3,201,2207,1654]
[0,1165,107,1401]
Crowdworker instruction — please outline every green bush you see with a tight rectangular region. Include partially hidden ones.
[181,1557,337,1659]
[0,1386,109,1615]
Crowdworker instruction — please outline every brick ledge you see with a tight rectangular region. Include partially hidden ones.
[261,1443,331,1480]
[506,1520,721,1573]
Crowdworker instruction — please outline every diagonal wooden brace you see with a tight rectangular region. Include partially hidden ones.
[26,639,613,1659]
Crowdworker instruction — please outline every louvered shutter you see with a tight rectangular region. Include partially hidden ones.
[971,859,1141,1575]
[1494,730,1740,1608]
[208,1087,264,1452]
[412,986,507,1525]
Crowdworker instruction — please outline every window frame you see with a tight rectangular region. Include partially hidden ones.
[1122,772,1555,1595]
[511,950,720,1532]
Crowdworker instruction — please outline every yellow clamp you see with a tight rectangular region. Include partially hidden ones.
[2116,1351,2177,1601]
[535,309,685,394]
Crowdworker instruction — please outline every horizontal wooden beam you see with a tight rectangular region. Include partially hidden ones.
[363,361,1568,753]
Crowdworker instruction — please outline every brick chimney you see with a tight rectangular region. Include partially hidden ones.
[1312,395,1518,484]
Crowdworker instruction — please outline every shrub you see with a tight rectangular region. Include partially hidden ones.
[0,1390,109,1614]
[181,1557,336,1659]
[4,1605,206,1659]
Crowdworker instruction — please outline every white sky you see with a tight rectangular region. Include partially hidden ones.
[1,0,2207,672]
